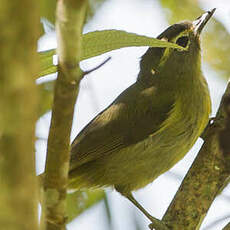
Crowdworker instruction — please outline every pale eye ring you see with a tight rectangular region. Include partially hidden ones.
[176,36,189,48]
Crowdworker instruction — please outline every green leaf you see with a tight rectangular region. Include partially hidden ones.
[66,189,105,223]
[39,49,56,77]
[81,29,185,60]
[38,29,186,78]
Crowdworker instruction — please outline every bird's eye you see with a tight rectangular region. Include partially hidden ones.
[176,36,189,48]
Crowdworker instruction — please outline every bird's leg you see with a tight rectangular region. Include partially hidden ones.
[117,189,169,230]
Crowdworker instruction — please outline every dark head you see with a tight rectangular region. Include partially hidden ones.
[138,9,216,84]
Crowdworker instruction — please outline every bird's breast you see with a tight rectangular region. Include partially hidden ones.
[106,77,211,191]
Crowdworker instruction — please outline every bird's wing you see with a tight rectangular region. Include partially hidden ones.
[70,82,174,170]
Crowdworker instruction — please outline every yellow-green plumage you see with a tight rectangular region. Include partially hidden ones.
[69,20,211,194]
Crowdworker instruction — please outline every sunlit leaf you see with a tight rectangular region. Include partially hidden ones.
[39,49,56,77]
[81,29,185,59]
[38,29,186,78]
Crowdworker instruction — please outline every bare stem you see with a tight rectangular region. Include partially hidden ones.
[43,1,87,230]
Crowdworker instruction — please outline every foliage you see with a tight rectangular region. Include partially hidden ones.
[38,29,185,78]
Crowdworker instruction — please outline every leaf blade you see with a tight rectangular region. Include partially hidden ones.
[81,29,185,60]
[38,29,185,78]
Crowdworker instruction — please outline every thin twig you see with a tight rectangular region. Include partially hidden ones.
[83,56,111,76]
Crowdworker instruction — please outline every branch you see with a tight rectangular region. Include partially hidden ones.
[43,0,87,229]
[223,222,230,230]
[0,1,39,229]
[83,56,111,76]
[162,82,230,229]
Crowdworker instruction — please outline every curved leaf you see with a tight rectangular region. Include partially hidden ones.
[38,29,185,78]
[81,29,185,60]
[39,49,56,77]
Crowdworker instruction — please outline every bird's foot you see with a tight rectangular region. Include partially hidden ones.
[148,219,169,230]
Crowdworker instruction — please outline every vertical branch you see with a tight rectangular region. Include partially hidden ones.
[162,83,230,229]
[43,0,87,229]
[0,0,39,230]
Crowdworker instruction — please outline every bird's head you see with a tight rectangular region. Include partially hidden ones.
[139,9,216,85]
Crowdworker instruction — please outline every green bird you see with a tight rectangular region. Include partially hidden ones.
[69,9,214,230]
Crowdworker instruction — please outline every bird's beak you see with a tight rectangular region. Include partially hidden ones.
[193,8,216,35]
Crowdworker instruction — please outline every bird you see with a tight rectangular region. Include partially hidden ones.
[68,9,215,230]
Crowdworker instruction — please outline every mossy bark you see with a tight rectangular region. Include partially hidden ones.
[162,83,230,229]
